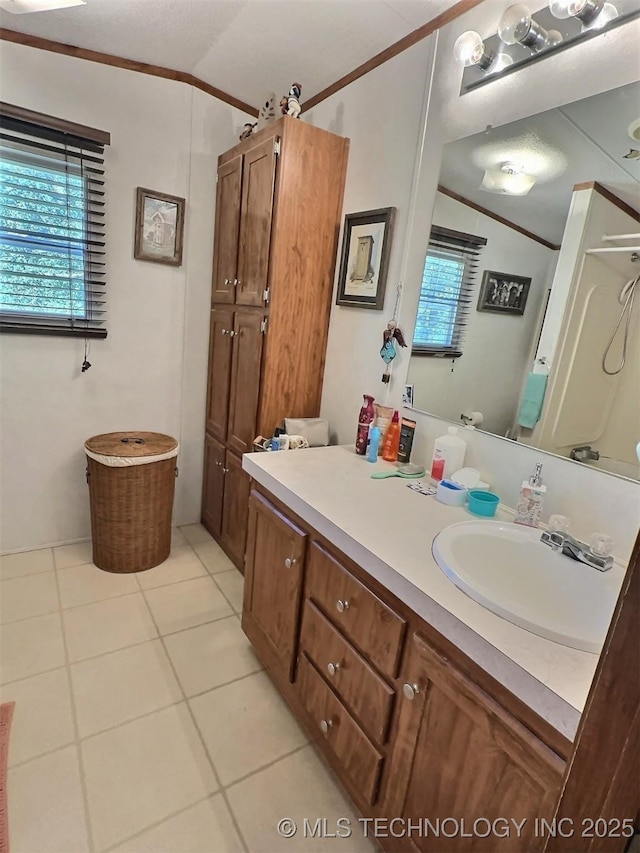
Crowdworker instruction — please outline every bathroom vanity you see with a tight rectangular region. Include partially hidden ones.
[240,447,606,851]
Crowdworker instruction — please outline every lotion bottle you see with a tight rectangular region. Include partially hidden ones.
[514,463,547,527]
[431,426,466,479]
[382,411,401,462]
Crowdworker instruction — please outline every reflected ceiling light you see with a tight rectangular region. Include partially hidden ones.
[549,0,618,29]
[498,4,563,51]
[480,163,536,196]
[0,0,85,11]
[453,30,514,73]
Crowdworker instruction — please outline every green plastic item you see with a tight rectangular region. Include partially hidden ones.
[371,464,426,480]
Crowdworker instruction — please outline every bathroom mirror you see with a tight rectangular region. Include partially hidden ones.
[406,81,640,482]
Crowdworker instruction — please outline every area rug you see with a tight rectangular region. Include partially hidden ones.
[0,702,14,853]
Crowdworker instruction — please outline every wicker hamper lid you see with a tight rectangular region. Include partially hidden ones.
[85,431,178,461]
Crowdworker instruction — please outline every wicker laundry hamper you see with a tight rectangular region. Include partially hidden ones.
[85,431,179,573]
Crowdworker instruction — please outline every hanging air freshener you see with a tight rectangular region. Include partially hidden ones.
[379,283,407,382]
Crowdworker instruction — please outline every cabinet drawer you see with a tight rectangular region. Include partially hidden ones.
[297,653,383,806]
[306,543,406,679]
[300,601,395,744]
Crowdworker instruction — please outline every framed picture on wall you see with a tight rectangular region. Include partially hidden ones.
[134,187,185,266]
[477,271,531,315]
[336,207,395,309]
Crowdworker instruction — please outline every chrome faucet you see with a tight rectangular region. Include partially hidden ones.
[540,530,613,572]
[570,445,600,462]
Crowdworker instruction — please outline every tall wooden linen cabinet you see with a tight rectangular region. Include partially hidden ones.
[201,116,349,570]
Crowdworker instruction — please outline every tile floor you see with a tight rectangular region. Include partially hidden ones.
[0,525,377,853]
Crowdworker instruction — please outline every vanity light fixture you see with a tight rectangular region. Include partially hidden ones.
[453,31,515,72]
[498,4,563,50]
[480,163,536,196]
[549,0,619,29]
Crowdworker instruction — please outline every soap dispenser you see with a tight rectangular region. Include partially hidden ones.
[514,463,547,528]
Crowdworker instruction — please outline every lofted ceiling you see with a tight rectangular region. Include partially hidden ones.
[439,82,640,246]
[0,0,459,110]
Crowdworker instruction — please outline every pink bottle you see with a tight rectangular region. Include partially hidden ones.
[355,394,375,455]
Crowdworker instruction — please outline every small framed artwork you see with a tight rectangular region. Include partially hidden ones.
[336,207,395,310]
[134,187,185,266]
[477,271,531,315]
[403,384,415,407]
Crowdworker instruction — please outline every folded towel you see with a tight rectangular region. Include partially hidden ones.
[517,372,548,429]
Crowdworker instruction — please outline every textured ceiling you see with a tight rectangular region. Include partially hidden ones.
[0,0,458,109]
[439,82,640,245]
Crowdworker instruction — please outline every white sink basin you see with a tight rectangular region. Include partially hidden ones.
[432,521,625,653]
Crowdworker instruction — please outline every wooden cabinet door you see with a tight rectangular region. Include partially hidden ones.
[201,433,226,538]
[236,137,278,307]
[211,156,242,304]
[205,307,234,441]
[384,632,563,852]
[227,311,264,455]
[220,450,251,571]
[243,491,307,681]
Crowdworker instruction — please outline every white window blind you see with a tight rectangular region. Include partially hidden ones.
[0,103,110,337]
[412,225,486,357]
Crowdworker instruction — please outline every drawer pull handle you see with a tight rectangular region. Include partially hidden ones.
[336,599,349,613]
[403,682,421,701]
[327,661,341,677]
[319,719,333,734]
[284,557,297,569]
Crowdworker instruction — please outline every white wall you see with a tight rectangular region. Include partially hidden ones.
[311,2,640,561]
[406,192,555,436]
[0,42,251,552]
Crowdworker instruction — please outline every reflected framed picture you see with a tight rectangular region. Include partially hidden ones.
[477,270,531,315]
[403,384,414,407]
[336,207,395,310]
[134,187,185,266]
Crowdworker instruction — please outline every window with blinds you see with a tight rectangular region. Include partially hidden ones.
[0,103,110,337]
[412,225,487,357]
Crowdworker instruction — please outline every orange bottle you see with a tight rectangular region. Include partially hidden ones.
[382,410,401,462]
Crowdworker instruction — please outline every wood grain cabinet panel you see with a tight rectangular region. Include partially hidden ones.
[300,600,395,745]
[220,450,251,571]
[226,311,265,456]
[306,542,407,679]
[297,653,384,807]
[201,434,225,539]
[383,632,564,852]
[211,155,242,304]
[205,307,233,441]
[242,492,307,681]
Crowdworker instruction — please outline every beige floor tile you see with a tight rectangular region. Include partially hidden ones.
[213,568,244,613]
[0,668,74,766]
[191,670,307,785]
[71,639,182,737]
[8,745,89,853]
[53,540,94,569]
[0,547,54,580]
[227,745,377,853]
[144,576,233,635]
[192,539,235,574]
[137,547,206,590]
[179,523,214,545]
[63,593,157,663]
[111,794,243,853]
[164,615,262,697]
[82,703,218,851]
[0,571,59,624]
[171,527,188,547]
[58,561,139,608]
[0,612,65,684]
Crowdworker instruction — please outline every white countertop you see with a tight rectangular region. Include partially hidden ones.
[243,445,602,743]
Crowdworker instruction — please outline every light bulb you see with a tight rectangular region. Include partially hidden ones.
[498,4,533,44]
[453,31,486,66]
[582,1,618,29]
[487,52,514,74]
[549,0,585,18]
[547,29,564,45]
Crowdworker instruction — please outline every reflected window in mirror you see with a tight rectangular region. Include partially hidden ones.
[412,226,487,359]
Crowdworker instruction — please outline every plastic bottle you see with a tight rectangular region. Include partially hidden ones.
[367,426,381,462]
[430,426,466,480]
[355,394,375,455]
[382,411,401,462]
[514,463,547,527]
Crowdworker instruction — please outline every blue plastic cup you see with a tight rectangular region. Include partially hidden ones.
[467,490,500,517]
